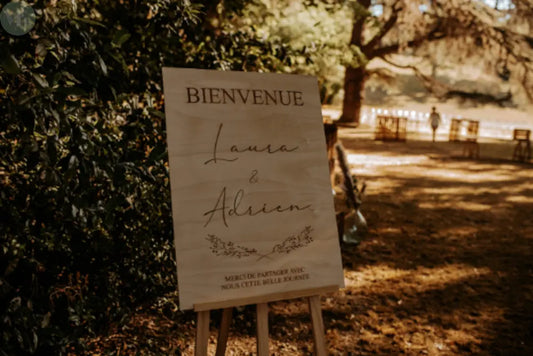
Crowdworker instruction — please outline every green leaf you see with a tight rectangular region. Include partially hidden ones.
[72,16,106,28]
[147,108,165,119]
[97,55,108,76]
[32,73,49,89]
[0,53,21,75]
[112,30,131,47]
[41,312,51,328]
[35,42,48,58]
[149,143,166,161]
[110,52,129,73]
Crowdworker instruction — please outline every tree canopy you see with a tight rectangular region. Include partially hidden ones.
[337,0,533,123]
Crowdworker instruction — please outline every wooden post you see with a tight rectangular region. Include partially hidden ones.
[256,303,270,355]
[193,287,337,354]
[194,295,329,355]
[215,308,233,356]
[308,296,327,356]
[195,310,210,356]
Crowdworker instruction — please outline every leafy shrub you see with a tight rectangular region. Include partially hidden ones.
[0,1,295,354]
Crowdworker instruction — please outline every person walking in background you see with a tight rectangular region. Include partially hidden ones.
[429,106,441,142]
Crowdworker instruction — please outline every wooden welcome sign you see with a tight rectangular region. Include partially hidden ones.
[162,68,344,311]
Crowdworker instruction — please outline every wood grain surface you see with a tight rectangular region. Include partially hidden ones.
[162,68,344,310]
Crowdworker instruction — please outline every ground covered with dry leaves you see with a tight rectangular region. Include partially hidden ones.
[86,128,532,355]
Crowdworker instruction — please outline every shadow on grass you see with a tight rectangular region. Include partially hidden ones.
[214,138,532,355]
[327,136,533,355]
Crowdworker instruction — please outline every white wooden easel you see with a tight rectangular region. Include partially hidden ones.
[194,286,337,355]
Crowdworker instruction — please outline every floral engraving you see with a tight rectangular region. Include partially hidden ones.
[206,226,313,261]
[205,235,258,258]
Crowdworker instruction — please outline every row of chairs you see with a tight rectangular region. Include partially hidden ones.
[373,115,531,161]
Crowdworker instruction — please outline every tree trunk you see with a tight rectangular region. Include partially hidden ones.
[339,0,371,125]
[339,66,366,125]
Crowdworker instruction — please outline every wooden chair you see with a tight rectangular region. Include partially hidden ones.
[374,115,407,142]
[449,119,462,142]
[512,129,531,162]
[374,115,389,141]
[396,117,408,141]
[462,120,480,158]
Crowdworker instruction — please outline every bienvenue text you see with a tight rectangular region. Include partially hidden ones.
[186,87,304,106]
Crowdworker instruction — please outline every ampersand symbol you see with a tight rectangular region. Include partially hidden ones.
[249,170,259,184]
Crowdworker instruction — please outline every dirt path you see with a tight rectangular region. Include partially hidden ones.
[87,129,533,355]
[323,129,533,355]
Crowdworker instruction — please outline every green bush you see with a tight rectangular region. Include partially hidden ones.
[1,1,295,354]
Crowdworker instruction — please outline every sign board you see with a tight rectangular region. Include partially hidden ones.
[162,68,344,310]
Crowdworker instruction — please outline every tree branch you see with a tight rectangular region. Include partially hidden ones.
[362,0,402,53]
[381,56,514,106]
[443,90,512,105]
[349,0,372,47]
[369,27,447,59]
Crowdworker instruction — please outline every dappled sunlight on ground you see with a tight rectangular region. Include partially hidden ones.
[324,303,506,355]
[419,200,494,211]
[85,128,532,355]
[344,264,492,291]
[347,153,430,168]
[506,195,533,203]
[415,168,515,183]
[334,129,532,355]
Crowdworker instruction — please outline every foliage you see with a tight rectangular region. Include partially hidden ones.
[384,0,533,103]
[329,0,533,122]
[250,1,354,104]
[0,0,295,354]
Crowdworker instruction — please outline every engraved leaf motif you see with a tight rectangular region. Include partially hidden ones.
[206,235,257,258]
[206,226,313,260]
[271,226,313,254]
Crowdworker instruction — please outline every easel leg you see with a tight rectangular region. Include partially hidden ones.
[195,310,210,356]
[256,303,269,356]
[215,308,233,356]
[308,296,327,356]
